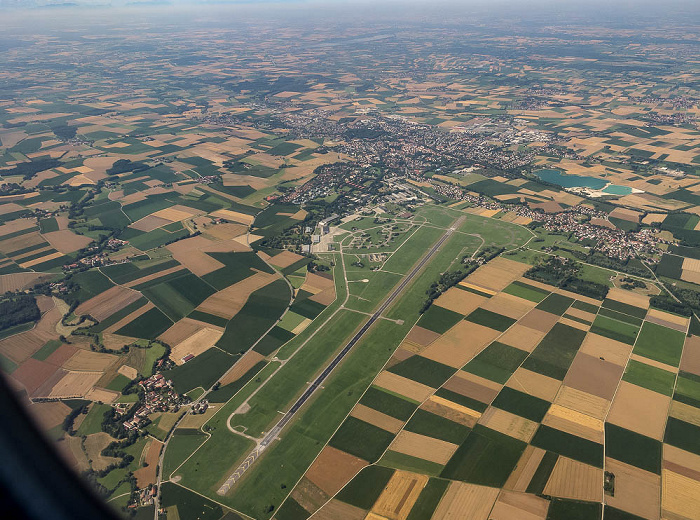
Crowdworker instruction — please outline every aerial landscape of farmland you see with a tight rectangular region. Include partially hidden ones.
[0,0,699,519]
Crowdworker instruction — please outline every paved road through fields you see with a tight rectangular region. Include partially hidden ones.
[217,216,464,495]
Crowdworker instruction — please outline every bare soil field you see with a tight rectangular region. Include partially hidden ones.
[196,271,275,319]
[305,446,367,496]
[28,400,71,430]
[84,388,119,403]
[313,499,366,520]
[130,215,171,232]
[489,490,549,520]
[482,292,537,320]
[607,382,670,440]
[578,334,633,367]
[563,353,624,401]
[0,272,51,292]
[405,326,441,347]
[218,350,265,386]
[42,230,93,254]
[518,309,560,333]
[506,368,561,402]
[268,250,304,269]
[351,404,405,434]
[504,446,546,492]
[374,370,435,402]
[543,456,602,502]
[478,407,539,443]
[421,321,500,368]
[498,324,546,353]
[606,458,660,520]
[134,439,163,488]
[432,481,499,520]
[444,371,501,404]
[9,359,59,394]
[681,336,700,376]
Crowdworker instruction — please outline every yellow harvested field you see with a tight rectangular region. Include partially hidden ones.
[498,324,546,353]
[432,287,487,315]
[390,430,458,465]
[62,349,118,372]
[683,258,700,273]
[662,469,700,520]
[646,308,690,328]
[203,222,249,241]
[642,213,666,225]
[607,382,670,440]
[19,251,63,268]
[542,404,604,444]
[41,230,93,254]
[433,482,499,520]
[351,404,405,434]
[606,458,660,520]
[49,371,102,398]
[85,432,121,471]
[159,317,212,346]
[117,364,138,380]
[543,456,602,502]
[371,470,428,520]
[196,272,276,319]
[578,333,633,366]
[151,205,199,222]
[421,320,500,368]
[427,395,482,420]
[171,327,223,364]
[669,400,700,428]
[507,368,561,402]
[680,269,700,285]
[606,288,650,309]
[291,318,311,335]
[559,317,589,331]
[479,407,539,442]
[421,398,479,428]
[74,285,141,322]
[458,281,496,295]
[178,406,218,430]
[84,387,119,403]
[465,257,530,292]
[374,370,435,402]
[504,446,546,492]
[481,292,537,320]
[554,386,610,420]
[268,250,304,268]
[490,490,549,520]
[210,209,255,225]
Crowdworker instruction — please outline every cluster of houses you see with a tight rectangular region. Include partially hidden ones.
[123,374,182,431]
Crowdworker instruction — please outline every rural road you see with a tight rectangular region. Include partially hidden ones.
[216,216,464,495]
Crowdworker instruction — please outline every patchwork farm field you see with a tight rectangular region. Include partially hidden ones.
[272,255,700,520]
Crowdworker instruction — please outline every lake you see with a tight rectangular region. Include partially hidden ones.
[534,168,632,195]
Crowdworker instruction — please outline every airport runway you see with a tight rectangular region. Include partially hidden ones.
[217,216,463,495]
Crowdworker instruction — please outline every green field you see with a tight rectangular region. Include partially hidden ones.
[463,341,528,384]
[404,408,471,444]
[491,387,551,422]
[77,403,111,436]
[416,304,463,334]
[632,321,685,366]
[379,450,444,476]
[605,423,661,474]
[163,429,208,478]
[405,478,449,520]
[329,416,395,462]
[503,280,550,302]
[465,307,516,331]
[440,425,526,486]
[336,465,394,509]
[531,425,603,468]
[387,355,456,388]
[521,323,587,379]
[622,359,676,396]
[536,293,574,315]
[359,386,418,421]
[114,307,172,340]
[589,315,640,345]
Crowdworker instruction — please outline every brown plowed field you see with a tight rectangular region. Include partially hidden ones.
[42,230,92,254]
[607,382,670,440]
[305,446,367,496]
[351,404,405,434]
[218,350,265,386]
[563,353,624,401]
[75,285,141,322]
[134,439,163,488]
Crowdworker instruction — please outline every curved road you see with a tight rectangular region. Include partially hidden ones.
[217,216,464,495]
